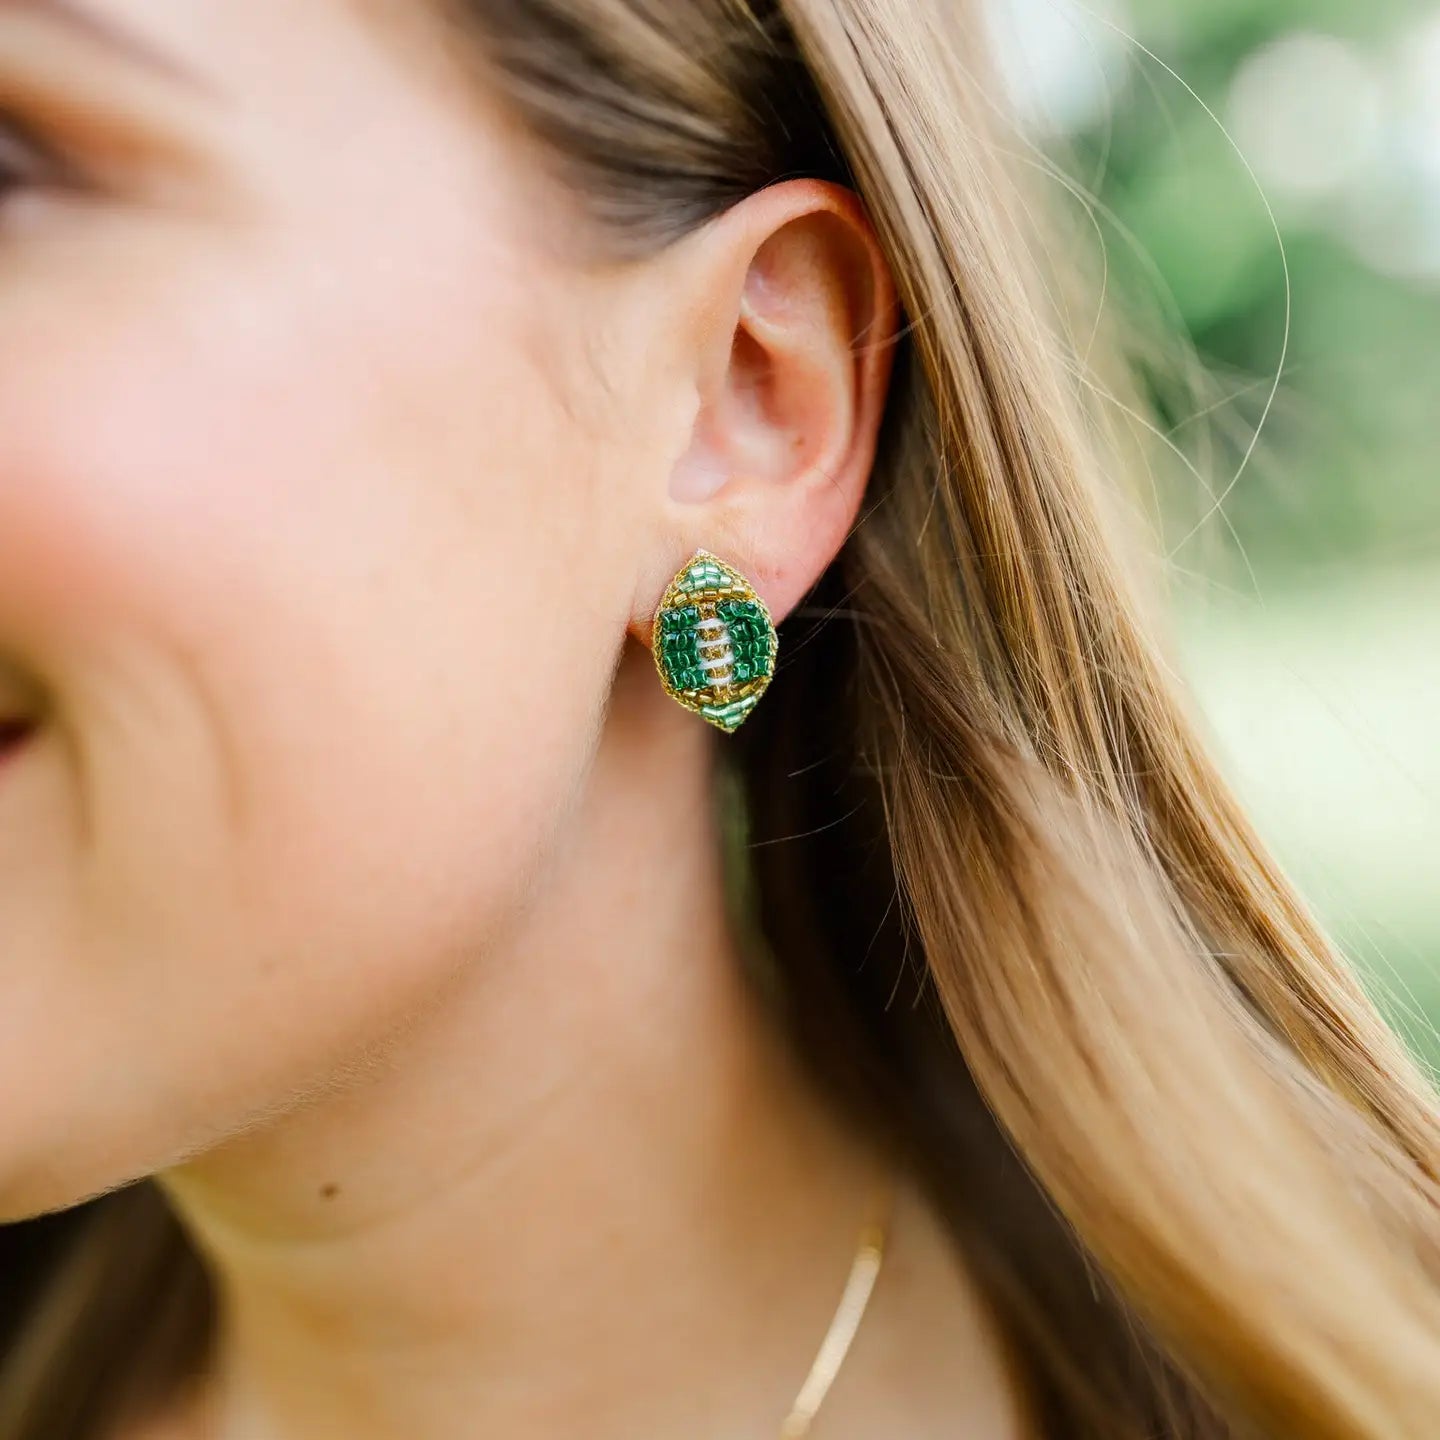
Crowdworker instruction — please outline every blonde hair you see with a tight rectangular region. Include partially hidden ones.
[5,3,1440,1436]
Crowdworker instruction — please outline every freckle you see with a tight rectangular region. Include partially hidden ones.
[320,1183,340,1200]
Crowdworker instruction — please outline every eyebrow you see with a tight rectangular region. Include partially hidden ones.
[0,0,210,91]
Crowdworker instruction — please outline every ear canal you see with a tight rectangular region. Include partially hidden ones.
[650,550,778,733]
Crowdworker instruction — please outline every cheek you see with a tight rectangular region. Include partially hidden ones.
[0,226,627,1217]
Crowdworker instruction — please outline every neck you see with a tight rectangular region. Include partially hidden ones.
[155,645,895,1440]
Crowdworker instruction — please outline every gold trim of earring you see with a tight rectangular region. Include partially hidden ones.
[651,550,777,732]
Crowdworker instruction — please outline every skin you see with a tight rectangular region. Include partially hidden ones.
[0,2,1035,1436]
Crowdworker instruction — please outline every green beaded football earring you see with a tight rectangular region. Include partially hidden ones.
[651,549,778,732]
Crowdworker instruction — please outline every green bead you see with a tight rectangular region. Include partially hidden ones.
[658,604,705,691]
[651,551,778,732]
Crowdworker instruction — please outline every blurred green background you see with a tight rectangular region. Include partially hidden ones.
[988,0,1440,1072]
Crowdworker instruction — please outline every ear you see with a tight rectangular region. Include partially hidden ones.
[627,178,899,638]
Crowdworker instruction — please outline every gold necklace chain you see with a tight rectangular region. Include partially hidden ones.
[778,1171,896,1438]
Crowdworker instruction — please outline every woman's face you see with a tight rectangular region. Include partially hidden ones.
[0,0,672,1218]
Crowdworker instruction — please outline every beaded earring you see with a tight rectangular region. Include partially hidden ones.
[651,549,778,732]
